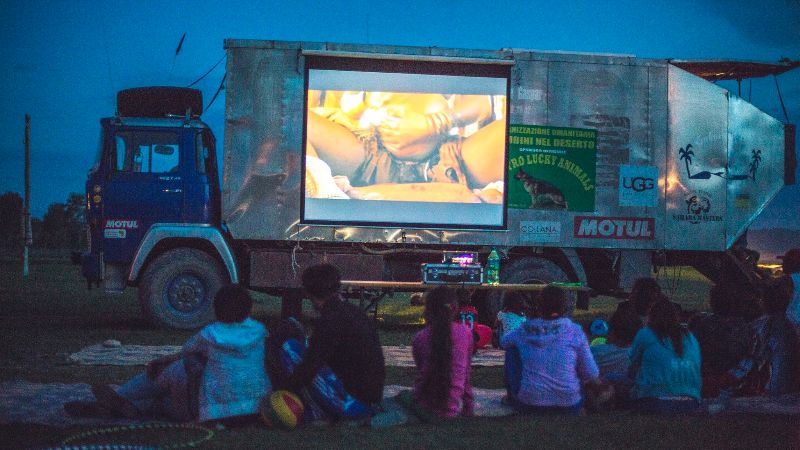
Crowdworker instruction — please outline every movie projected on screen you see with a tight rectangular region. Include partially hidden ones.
[302,56,509,229]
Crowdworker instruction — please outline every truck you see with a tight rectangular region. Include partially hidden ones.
[78,39,797,329]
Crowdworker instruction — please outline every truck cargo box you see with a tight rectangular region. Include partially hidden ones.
[222,39,787,252]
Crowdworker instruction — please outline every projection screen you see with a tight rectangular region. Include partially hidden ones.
[302,55,510,229]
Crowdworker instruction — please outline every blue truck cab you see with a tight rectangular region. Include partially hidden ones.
[81,87,236,329]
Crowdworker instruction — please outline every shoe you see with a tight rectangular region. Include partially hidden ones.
[91,384,141,419]
[64,400,112,418]
[370,408,408,428]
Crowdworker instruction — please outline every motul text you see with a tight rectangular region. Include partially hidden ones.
[574,216,654,240]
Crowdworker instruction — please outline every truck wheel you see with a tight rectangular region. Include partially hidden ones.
[478,257,575,323]
[139,248,227,329]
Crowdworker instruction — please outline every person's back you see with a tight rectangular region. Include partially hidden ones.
[501,287,598,410]
[505,317,597,406]
[629,327,701,399]
[288,263,386,412]
[689,284,756,397]
[629,300,701,414]
[591,306,642,378]
[782,249,800,330]
[312,298,386,404]
[751,275,800,394]
[412,322,474,417]
[81,284,270,423]
[188,317,269,421]
[689,314,751,381]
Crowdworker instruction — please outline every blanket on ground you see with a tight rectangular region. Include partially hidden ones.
[2,381,799,428]
[69,344,507,367]
[0,382,511,427]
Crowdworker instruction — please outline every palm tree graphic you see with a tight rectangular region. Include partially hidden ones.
[679,143,738,180]
[749,149,762,181]
[679,144,694,176]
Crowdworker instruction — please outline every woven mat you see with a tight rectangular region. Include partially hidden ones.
[0,382,131,427]
[69,344,506,367]
[2,381,798,427]
[0,381,511,427]
[383,346,505,367]
[69,344,183,366]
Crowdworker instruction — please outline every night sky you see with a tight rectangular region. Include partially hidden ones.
[1,0,798,228]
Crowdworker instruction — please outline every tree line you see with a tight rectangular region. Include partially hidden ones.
[0,191,86,250]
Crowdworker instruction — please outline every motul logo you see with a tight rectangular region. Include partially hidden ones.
[104,219,139,229]
[574,216,654,240]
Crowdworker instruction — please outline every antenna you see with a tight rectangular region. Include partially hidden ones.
[168,32,187,82]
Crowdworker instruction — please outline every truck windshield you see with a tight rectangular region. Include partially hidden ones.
[112,131,180,173]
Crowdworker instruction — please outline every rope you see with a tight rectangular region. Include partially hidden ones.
[52,422,214,450]
[205,73,226,111]
[187,54,226,88]
[773,74,790,123]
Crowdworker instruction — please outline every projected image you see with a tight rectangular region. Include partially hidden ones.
[303,67,508,228]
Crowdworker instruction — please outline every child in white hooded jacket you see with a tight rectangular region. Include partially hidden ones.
[85,285,270,422]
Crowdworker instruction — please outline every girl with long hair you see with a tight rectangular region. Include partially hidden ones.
[410,285,475,418]
[629,298,701,414]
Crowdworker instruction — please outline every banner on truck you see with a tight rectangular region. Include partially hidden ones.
[507,124,597,212]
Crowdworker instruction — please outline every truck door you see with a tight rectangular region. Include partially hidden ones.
[102,129,184,264]
[183,128,220,225]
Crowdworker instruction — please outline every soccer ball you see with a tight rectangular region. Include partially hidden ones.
[260,390,304,430]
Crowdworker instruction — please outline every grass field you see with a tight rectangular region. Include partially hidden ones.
[1,257,797,449]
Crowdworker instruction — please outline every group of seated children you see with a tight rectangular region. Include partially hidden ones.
[69,251,800,425]
[70,263,386,426]
[584,265,799,414]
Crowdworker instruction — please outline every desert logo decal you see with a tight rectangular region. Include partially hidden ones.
[678,144,762,181]
[672,191,722,224]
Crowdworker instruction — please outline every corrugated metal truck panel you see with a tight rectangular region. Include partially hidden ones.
[222,40,784,252]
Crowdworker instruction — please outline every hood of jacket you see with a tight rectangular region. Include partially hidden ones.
[202,318,267,354]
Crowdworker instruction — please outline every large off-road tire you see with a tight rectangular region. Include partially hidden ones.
[477,257,575,323]
[139,248,226,329]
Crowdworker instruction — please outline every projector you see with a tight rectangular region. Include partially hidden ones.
[422,263,484,284]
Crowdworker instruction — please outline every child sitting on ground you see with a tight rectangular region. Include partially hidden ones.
[456,291,492,350]
[68,284,270,423]
[689,285,757,398]
[590,306,642,407]
[399,285,474,420]
[492,291,529,348]
[501,286,601,415]
[629,298,701,414]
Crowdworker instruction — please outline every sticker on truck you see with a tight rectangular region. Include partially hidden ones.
[574,216,654,240]
[520,221,561,243]
[104,219,139,229]
[618,165,658,207]
[104,228,127,239]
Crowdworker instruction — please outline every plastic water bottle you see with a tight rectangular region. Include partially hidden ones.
[487,248,500,285]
